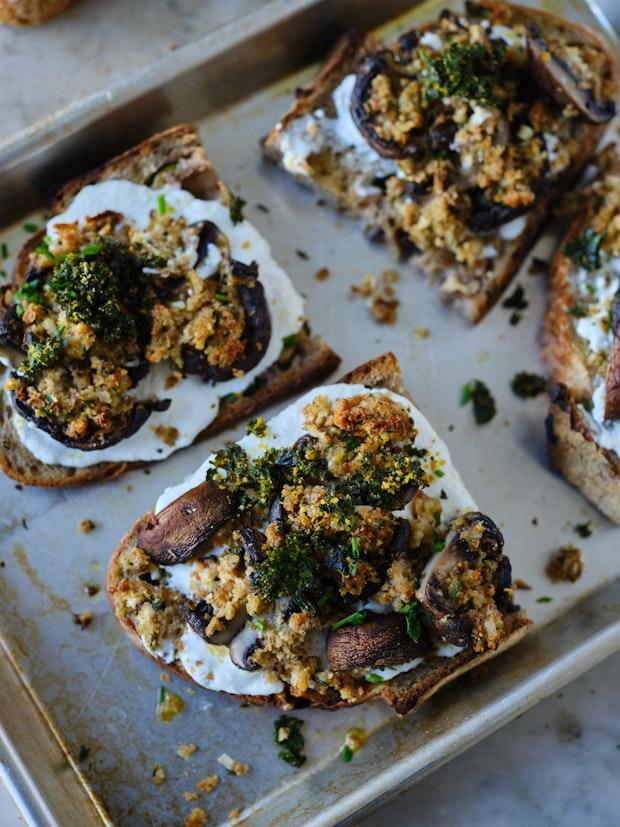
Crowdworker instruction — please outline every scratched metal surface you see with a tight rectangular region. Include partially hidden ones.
[0,1,619,825]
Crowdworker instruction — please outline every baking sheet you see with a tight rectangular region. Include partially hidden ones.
[1,0,620,824]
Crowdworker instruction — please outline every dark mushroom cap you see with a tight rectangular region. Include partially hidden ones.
[182,259,272,383]
[350,50,427,160]
[239,527,267,566]
[194,220,230,269]
[527,25,615,124]
[416,511,512,646]
[137,480,236,565]
[326,612,429,671]
[12,388,170,451]
[0,305,25,356]
[228,623,262,671]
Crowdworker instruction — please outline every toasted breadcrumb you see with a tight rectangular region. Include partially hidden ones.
[160,672,170,683]
[514,578,532,590]
[196,775,219,793]
[152,763,166,785]
[177,742,198,759]
[183,791,199,802]
[153,424,179,446]
[72,610,93,629]
[229,808,242,819]
[217,753,249,776]
[546,545,583,583]
[185,807,209,827]
[414,327,430,338]
[78,519,96,534]
[351,270,400,324]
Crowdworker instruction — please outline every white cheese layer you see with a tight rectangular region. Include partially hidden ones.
[5,180,305,467]
[149,383,476,695]
[278,74,398,191]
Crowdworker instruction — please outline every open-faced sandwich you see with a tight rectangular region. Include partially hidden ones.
[0,125,339,487]
[545,147,620,523]
[263,0,616,322]
[107,353,529,715]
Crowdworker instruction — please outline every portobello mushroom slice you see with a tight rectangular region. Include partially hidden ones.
[350,50,427,160]
[416,511,515,648]
[326,612,429,671]
[0,305,24,357]
[137,480,237,565]
[228,623,262,671]
[604,288,620,421]
[182,259,272,383]
[527,25,615,124]
[12,389,170,451]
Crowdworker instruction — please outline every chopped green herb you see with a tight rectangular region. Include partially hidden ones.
[20,331,64,377]
[349,536,361,574]
[400,601,422,642]
[331,610,369,631]
[15,277,44,306]
[0,269,6,279]
[256,203,270,213]
[35,235,55,262]
[509,312,521,326]
[511,372,547,399]
[420,41,504,106]
[253,618,266,631]
[15,304,24,319]
[80,242,102,256]
[586,283,596,295]
[502,285,528,311]
[157,193,168,215]
[282,333,297,348]
[295,249,309,260]
[434,468,445,478]
[433,537,445,553]
[1,243,7,258]
[23,223,38,234]
[366,673,384,684]
[568,305,587,318]
[78,745,90,763]
[440,489,448,500]
[221,392,238,403]
[537,596,553,603]
[341,745,353,763]
[460,379,496,425]
[247,417,268,437]
[317,589,332,607]
[274,714,306,768]
[214,292,230,303]
[574,522,592,538]
[229,193,246,225]
[157,686,165,704]
[564,229,605,272]
[448,578,461,600]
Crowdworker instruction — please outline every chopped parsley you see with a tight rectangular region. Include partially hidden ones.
[157,193,168,215]
[14,277,45,306]
[20,330,64,377]
[253,618,266,631]
[295,249,309,260]
[341,745,353,763]
[574,521,592,538]
[366,673,384,683]
[568,305,587,318]
[214,292,230,303]
[247,417,268,437]
[34,235,54,262]
[349,536,361,574]
[564,229,605,272]
[23,223,38,234]
[229,193,246,225]
[420,42,505,107]
[77,745,90,763]
[80,242,102,256]
[460,380,496,425]
[511,372,547,399]
[400,601,422,642]
[331,610,369,631]
[274,715,306,768]
[282,333,297,348]
[536,596,553,604]
[434,468,445,477]
[253,534,318,604]
[1,243,7,258]
[502,285,528,311]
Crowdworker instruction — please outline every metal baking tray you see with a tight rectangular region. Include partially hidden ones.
[1,1,619,824]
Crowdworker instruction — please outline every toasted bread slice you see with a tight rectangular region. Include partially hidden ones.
[0,0,77,25]
[544,147,620,522]
[0,125,340,488]
[107,352,529,716]
[263,1,616,322]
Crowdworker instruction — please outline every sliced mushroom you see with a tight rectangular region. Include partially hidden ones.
[326,612,429,671]
[228,623,262,671]
[182,600,249,645]
[194,220,229,268]
[527,25,615,124]
[137,480,236,565]
[0,305,24,356]
[182,259,271,383]
[385,517,410,560]
[605,289,620,421]
[416,511,510,647]
[239,527,267,565]
[350,50,427,160]
[12,389,170,451]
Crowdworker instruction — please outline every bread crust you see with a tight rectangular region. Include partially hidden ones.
[0,0,76,25]
[107,352,530,715]
[0,125,340,487]
[262,2,616,323]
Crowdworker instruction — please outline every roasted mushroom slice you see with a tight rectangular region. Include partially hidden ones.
[350,50,427,160]
[416,511,514,648]
[182,259,271,383]
[137,480,236,565]
[0,305,24,357]
[181,600,249,646]
[239,527,267,566]
[326,612,429,671]
[194,220,230,269]
[12,390,170,451]
[229,623,262,671]
[527,25,615,124]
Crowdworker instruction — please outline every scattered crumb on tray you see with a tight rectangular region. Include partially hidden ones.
[83,584,100,597]
[546,545,583,583]
[574,521,592,538]
[414,327,430,338]
[152,763,166,785]
[196,775,219,793]
[178,742,198,760]
[514,578,532,590]
[161,672,171,683]
[183,791,200,802]
[217,753,249,776]
[72,610,93,629]
[185,806,209,827]
[78,519,96,534]
[229,808,242,819]
[315,267,330,280]
[351,270,400,324]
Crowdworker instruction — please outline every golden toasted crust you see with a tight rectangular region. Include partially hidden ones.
[107,352,530,714]
[262,2,616,323]
[0,0,77,25]
[0,125,340,487]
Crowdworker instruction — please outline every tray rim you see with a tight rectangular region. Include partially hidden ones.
[1,1,619,825]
